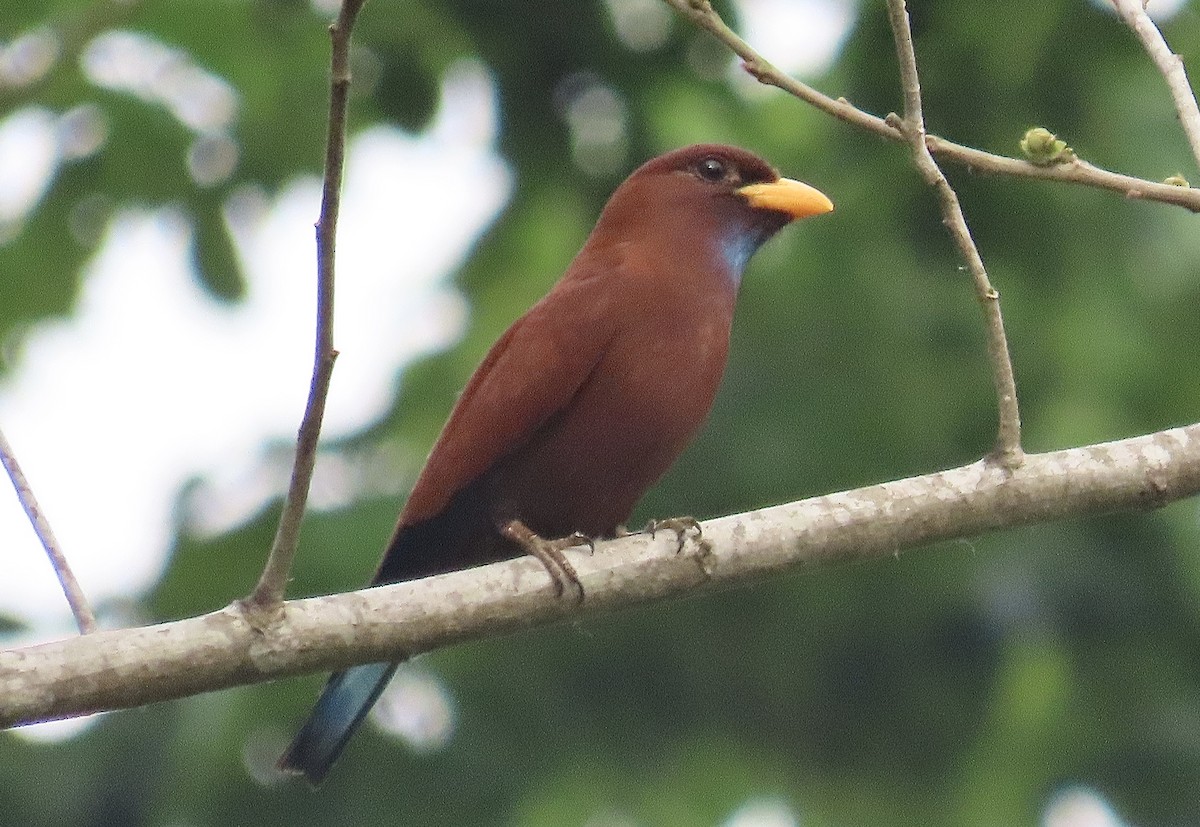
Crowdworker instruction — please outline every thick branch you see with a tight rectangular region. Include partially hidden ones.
[247,0,366,611]
[884,0,1022,463]
[4,423,1198,728]
[661,0,1200,212]
[1112,0,1200,171]
[0,427,96,635]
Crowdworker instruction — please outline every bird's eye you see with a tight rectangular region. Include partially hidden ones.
[697,157,727,182]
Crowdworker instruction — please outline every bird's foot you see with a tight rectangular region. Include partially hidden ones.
[645,516,703,553]
[500,519,589,602]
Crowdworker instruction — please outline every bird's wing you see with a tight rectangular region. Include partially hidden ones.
[397,265,619,528]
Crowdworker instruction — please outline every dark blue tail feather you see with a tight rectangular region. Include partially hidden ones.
[277,661,399,785]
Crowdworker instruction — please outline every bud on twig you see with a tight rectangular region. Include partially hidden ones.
[1019,127,1076,165]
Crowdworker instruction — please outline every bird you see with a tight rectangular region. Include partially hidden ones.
[278,143,833,784]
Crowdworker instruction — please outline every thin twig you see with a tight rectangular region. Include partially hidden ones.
[883,0,1023,465]
[246,0,367,614]
[1112,0,1200,171]
[661,0,1200,212]
[0,427,96,634]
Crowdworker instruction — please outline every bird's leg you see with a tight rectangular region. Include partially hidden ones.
[645,516,703,554]
[500,519,589,601]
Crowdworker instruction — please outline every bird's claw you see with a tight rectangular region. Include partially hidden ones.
[501,519,588,602]
[645,516,702,553]
[565,531,596,554]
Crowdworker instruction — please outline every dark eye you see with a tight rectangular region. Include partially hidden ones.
[697,157,727,182]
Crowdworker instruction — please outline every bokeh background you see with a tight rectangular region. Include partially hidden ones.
[3,0,1200,824]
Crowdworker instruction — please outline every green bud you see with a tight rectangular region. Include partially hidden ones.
[1163,174,1190,187]
[1019,127,1074,165]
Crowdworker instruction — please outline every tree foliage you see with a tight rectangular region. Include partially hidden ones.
[3,0,1200,824]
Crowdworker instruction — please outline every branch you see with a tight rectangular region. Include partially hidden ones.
[1112,0,1200,171]
[660,0,1200,212]
[4,423,1198,727]
[883,0,1022,464]
[0,427,96,635]
[246,0,367,613]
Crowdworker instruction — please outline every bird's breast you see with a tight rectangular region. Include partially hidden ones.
[483,292,735,537]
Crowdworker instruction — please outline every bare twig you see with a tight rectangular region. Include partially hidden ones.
[883,0,1022,464]
[0,427,96,634]
[661,0,1200,212]
[5,422,1199,727]
[246,0,367,614]
[1112,0,1200,171]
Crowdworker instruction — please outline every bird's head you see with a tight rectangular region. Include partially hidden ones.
[590,144,833,283]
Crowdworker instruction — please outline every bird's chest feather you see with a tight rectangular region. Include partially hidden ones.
[485,290,734,534]
[577,264,736,457]
[600,314,729,429]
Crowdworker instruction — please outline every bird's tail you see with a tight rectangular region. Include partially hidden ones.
[277,661,399,785]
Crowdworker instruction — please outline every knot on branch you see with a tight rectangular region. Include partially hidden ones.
[236,596,287,634]
[986,443,1026,472]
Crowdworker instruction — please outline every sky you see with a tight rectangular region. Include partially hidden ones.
[0,58,509,632]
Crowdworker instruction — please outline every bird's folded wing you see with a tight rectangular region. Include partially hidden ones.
[397,270,620,527]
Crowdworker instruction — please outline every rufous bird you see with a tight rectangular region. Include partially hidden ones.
[279,144,833,783]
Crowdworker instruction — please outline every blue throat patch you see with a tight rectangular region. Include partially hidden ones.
[719,226,770,284]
